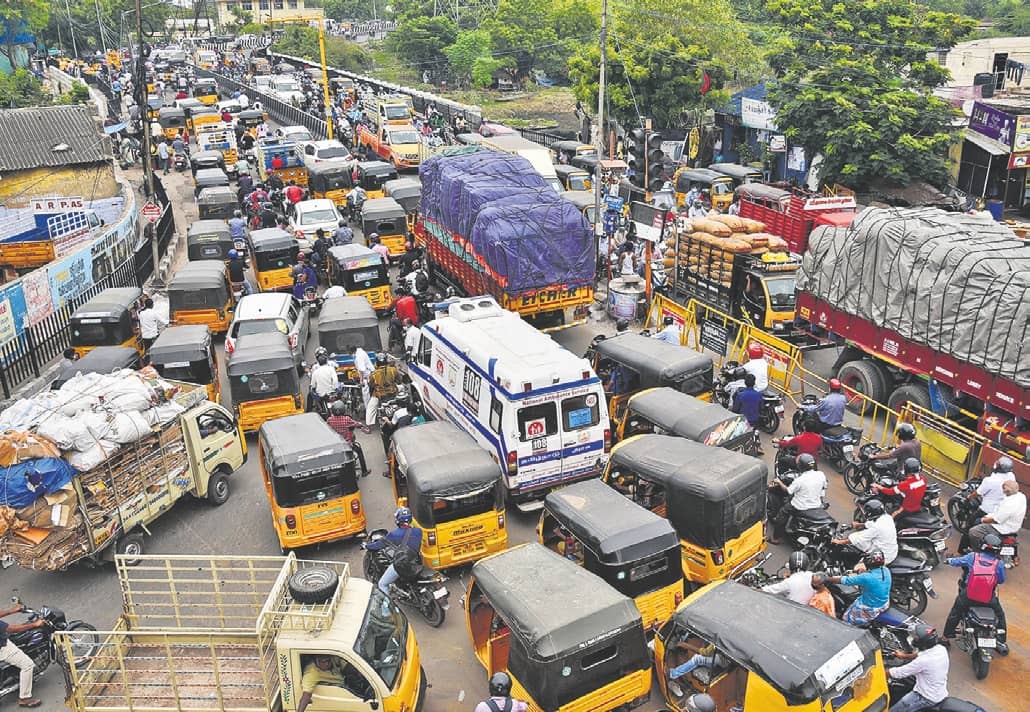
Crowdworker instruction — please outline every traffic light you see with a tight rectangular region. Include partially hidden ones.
[646,132,664,191]
[626,128,647,188]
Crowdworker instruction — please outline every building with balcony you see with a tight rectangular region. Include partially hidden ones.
[214,0,324,28]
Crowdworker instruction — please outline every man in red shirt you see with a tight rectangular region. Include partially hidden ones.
[772,419,823,473]
[874,457,927,527]
[326,401,368,476]
[284,180,305,204]
[390,287,418,352]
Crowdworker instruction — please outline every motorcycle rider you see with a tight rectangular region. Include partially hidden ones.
[0,602,45,707]
[474,671,529,712]
[834,499,899,564]
[769,453,827,544]
[810,378,847,433]
[403,259,430,297]
[887,625,950,712]
[390,287,419,350]
[396,239,421,276]
[292,261,318,301]
[346,183,366,221]
[942,533,1008,654]
[971,456,1016,521]
[402,318,420,361]
[731,373,764,431]
[258,201,278,229]
[228,210,247,241]
[962,478,1026,554]
[307,348,339,413]
[827,550,892,626]
[364,507,423,595]
[870,423,921,470]
[652,316,680,344]
[772,417,823,474]
[873,457,928,528]
[227,249,250,296]
[761,551,814,604]
[326,400,369,477]
[311,228,331,274]
[368,233,390,263]
[367,352,402,426]
[332,219,354,246]
[742,342,769,393]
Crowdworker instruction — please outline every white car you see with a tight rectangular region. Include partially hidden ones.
[269,77,306,107]
[254,75,273,92]
[290,199,342,250]
[276,125,314,144]
[301,139,352,168]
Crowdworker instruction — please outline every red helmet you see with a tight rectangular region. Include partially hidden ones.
[747,342,764,359]
[828,378,842,391]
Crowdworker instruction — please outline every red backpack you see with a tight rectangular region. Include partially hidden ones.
[965,553,999,603]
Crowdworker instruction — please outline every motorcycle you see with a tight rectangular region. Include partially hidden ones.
[825,576,926,656]
[360,529,449,627]
[713,361,784,434]
[301,285,323,315]
[842,443,901,495]
[791,394,862,470]
[852,476,949,566]
[0,594,98,703]
[802,525,936,617]
[173,149,189,172]
[887,671,986,711]
[766,470,838,549]
[946,477,983,534]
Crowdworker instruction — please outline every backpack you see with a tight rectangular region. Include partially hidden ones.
[485,699,513,712]
[965,553,999,603]
[392,527,422,579]
[415,271,429,294]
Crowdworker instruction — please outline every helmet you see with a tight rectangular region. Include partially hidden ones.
[330,400,346,416]
[315,228,325,237]
[369,232,380,242]
[411,260,421,270]
[663,316,674,326]
[747,342,764,359]
[994,456,1014,474]
[234,209,242,218]
[903,457,921,475]
[862,499,885,518]
[797,453,817,471]
[788,550,810,573]
[863,549,886,568]
[685,694,717,712]
[693,200,703,207]
[489,671,512,697]
[981,533,1002,554]
[394,506,412,526]
[896,423,916,441]
[338,219,346,227]
[376,352,387,365]
[912,624,939,650]
[228,249,239,259]
[616,318,629,332]
[828,378,842,391]
[445,286,458,298]
[316,352,329,365]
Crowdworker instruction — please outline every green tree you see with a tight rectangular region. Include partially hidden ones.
[319,0,375,22]
[274,26,371,72]
[444,30,503,88]
[57,78,90,104]
[569,0,758,127]
[388,16,457,76]
[43,0,168,55]
[984,0,1030,35]
[0,68,48,107]
[765,0,975,190]
[480,0,558,81]
[1,0,49,70]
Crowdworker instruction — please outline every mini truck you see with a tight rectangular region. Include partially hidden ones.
[0,204,104,271]
[357,123,425,170]
[58,554,428,712]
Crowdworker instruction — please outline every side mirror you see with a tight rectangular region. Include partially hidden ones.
[365,700,379,711]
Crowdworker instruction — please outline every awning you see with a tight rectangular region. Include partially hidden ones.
[964,129,1011,156]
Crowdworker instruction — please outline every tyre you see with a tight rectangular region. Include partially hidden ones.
[972,649,991,680]
[947,497,974,534]
[64,622,99,661]
[116,533,145,566]
[837,360,888,413]
[887,383,932,413]
[792,410,805,434]
[852,506,866,524]
[843,464,867,495]
[207,472,230,506]
[419,590,446,628]
[758,411,780,434]
[287,566,340,604]
[890,581,928,617]
[362,552,380,581]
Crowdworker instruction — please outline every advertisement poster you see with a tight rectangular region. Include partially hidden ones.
[0,284,27,347]
[0,296,16,346]
[21,268,54,326]
[741,97,777,130]
[48,251,94,310]
[969,102,1015,146]
[1014,115,1030,153]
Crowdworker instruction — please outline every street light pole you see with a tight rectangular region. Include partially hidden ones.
[133,0,162,286]
[594,0,607,277]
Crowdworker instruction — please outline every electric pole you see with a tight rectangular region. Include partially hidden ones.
[133,0,161,285]
[593,0,607,267]
[63,0,78,58]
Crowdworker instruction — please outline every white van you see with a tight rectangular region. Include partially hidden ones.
[481,134,564,193]
[408,297,610,508]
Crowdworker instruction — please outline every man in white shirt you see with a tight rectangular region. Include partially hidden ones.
[402,319,419,361]
[837,499,898,564]
[322,285,347,300]
[967,479,1026,552]
[742,342,769,393]
[975,456,1016,516]
[887,625,949,712]
[762,551,814,605]
[307,350,340,412]
[770,454,826,543]
[652,316,680,344]
[138,297,168,351]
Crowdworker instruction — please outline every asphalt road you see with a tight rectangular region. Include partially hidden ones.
[3,154,1024,712]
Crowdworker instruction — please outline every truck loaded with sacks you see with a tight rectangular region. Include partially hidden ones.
[795,207,1029,459]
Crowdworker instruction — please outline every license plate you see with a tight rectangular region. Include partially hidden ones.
[532,437,547,451]
[843,445,854,453]
[934,540,947,551]
[432,587,448,600]
[1000,546,1015,556]
[775,406,785,414]
[923,578,934,591]
[977,638,996,648]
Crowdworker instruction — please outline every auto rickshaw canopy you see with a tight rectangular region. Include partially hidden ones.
[328,243,385,269]
[196,186,238,219]
[707,163,762,184]
[471,543,643,661]
[237,108,266,126]
[260,413,356,480]
[392,422,500,528]
[609,434,766,549]
[308,162,355,192]
[361,197,406,226]
[194,167,229,191]
[190,150,225,175]
[51,346,140,389]
[157,106,186,129]
[72,287,141,322]
[673,580,878,706]
[318,296,381,354]
[383,178,421,213]
[149,324,212,368]
[226,334,297,377]
[357,161,398,190]
[249,227,297,252]
[193,78,217,94]
[594,333,713,394]
[168,260,229,297]
[674,168,731,193]
[626,388,753,447]
[543,479,678,565]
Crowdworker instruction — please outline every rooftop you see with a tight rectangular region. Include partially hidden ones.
[0,105,111,172]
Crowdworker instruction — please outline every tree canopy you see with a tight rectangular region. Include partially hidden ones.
[765,0,975,190]
[274,26,372,72]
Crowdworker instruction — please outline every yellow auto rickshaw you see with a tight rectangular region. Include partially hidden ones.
[555,164,592,192]
[551,140,598,165]
[193,77,219,105]
[654,580,888,712]
[616,387,758,454]
[361,197,408,256]
[673,167,734,211]
[707,162,763,188]
[157,106,187,141]
[196,186,238,221]
[327,244,392,312]
[148,324,221,403]
[389,421,508,569]
[317,296,383,378]
[227,333,304,432]
[466,543,653,712]
[145,94,164,121]
[236,108,267,135]
[589,332,714,422]
[540,479,683,630]
[69,287,142,358]
[356,161,398,200]
[383,177,421,232]
[167,260,234,334]
[307,161,355,208]
[185,104,219,133]
[603,434,767,587]
[258,413,366,552]
[248,227,300,292]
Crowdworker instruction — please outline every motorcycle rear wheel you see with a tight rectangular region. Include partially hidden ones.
[947,498,974,534]
[362,553,380,582]
[843,464,867,495]
[65,622,99,661]
[419,591,446,628]
[758,411,780,434]
[972,649,991,680]
[890,583,928,617]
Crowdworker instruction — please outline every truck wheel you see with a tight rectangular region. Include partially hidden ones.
[116,533,145,566]
[887,383,932,414]
[207,472,230,506]
[837,360,888,412]
[288,566,340,604]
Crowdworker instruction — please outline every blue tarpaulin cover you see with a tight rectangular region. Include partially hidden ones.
[0,458,77,509]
